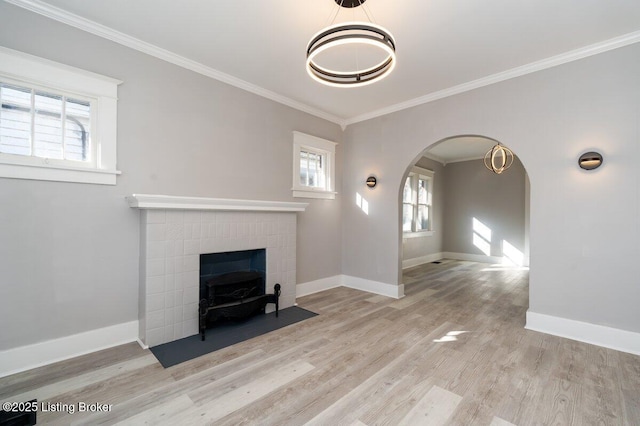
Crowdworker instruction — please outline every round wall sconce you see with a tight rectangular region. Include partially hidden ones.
[366,176,377,189]
[578,151,603,170]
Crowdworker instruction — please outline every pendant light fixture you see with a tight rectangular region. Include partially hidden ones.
[306,0,396,87]
[484,143,514,174]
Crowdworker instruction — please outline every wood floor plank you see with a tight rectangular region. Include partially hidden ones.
[621,388,640,425]
[217,323,427,425]
[397,385,462,426]
[533,377,582,426]
[180,360,315,425]
[1,354,158,405]
[2,260,638,425]
[490,416,517,426]
[113,394,195,426]
[0,342,146,397]
[305,322,460,426]
[88,338,327,425]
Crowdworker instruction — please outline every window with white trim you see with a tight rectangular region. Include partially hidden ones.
[292,131,336,199]
[0,46,121,185]
[1,83,92,163]
[403,167,434,236]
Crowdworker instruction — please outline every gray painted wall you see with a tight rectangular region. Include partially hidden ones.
[343,43,640,333]
[442,158,526,260]
[401,157,444,261]
[0,3,342,350]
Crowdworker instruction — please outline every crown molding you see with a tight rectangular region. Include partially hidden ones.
[8,0,639,130]
[344,30,640,126]
[420,152,446,165]
[445,155,486,164]
[4,0,346,127]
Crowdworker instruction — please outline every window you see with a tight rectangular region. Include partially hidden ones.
[292,131,336,199]
[0,46,121,185]
[403,167,434,236]
[1,83,92,162]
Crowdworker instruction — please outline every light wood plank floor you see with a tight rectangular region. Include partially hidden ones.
[2,260,639,425]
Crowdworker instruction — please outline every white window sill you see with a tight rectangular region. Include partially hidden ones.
[292,189,336,200]
[0,161,121,185]
[403,230,435,239]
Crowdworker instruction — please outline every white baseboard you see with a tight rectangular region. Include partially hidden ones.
[296,274,404,299]
[342,275,404,299]
[296,275,342,298]
[526,311,640,356]
[442,251,505,264]
[402,252,444,269]
[0,320,139,378]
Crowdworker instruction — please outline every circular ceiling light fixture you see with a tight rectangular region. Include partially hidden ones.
[484,143,514,174]
[306,0,396,88]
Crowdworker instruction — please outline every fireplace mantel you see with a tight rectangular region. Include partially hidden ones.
[132,194,303,347]
[127,194,308,212]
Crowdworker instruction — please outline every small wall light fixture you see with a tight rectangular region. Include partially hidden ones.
[366,175,377,188]
[578,151,603,170]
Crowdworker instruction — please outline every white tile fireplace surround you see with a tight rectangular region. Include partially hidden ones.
[128,194,308,348]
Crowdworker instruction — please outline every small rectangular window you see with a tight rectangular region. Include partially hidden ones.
[417,178,430,231]
[0,46,121,185]
[299,149,327,189]
[402,177,414,232]
[1,83,92,164]
[292,131,336,199]
[403,167,434,235]
[0,84,31,156]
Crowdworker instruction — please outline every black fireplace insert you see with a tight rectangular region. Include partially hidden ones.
[198,270,280,341]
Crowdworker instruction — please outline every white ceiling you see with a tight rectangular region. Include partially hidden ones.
[8,0,640,159]
[426,136,499,164]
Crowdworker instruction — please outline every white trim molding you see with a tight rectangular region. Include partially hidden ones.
[296,275,342,298]
[0,320,138,378]
[344,30,640,126]
[443,251,506,265]
[402,253,444,269]
[3,0,345,127]
[342,275,404,299]
[526,311,640,356]
[7,1,640,128]
[296,274,403,299]
[127,194,308,212]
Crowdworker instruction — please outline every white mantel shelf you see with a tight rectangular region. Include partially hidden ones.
[127,194,309,212]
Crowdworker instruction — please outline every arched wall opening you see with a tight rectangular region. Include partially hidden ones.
[397,135,531,307]
[340,45,640,349]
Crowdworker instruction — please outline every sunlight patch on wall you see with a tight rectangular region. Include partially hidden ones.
[356,192,369,215]
[472,217,491,256]
[502,239,524,266]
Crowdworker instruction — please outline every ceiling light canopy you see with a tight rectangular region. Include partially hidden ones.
[306,0,396,88]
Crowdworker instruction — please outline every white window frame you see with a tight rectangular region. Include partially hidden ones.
[0,46,121,185]
[292,131,337,200]
[403,166,435,238]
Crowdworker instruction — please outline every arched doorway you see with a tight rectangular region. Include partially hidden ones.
[398,135,530,314]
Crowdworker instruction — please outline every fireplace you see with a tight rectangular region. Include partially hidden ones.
[128,194,307,347]
[198,249,280,340]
